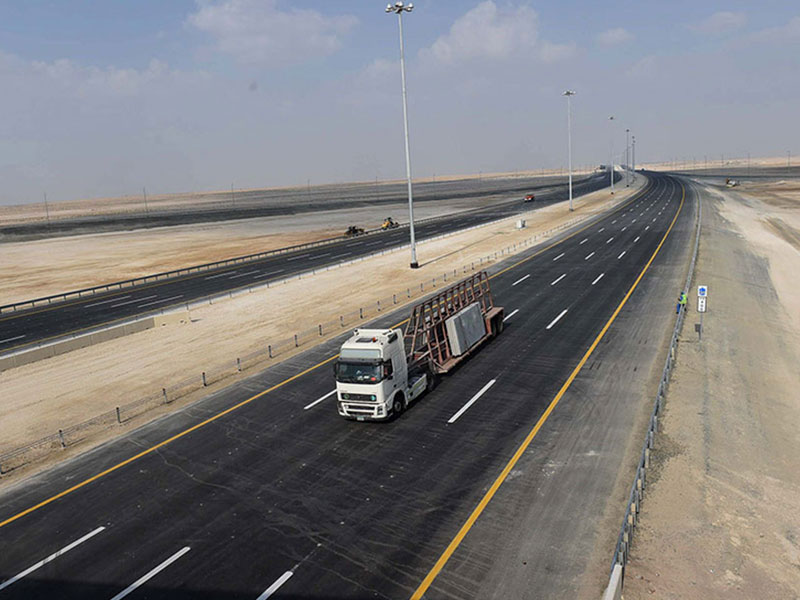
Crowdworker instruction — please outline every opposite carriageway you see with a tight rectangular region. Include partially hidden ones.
[0,173,696,599]
[0,173,613,355]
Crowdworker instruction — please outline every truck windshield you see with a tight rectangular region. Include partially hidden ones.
[335,361,383,384]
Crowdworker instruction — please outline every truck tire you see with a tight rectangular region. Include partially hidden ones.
[491,314,504,336]
[426,372,437,393]
[392,393,406,417]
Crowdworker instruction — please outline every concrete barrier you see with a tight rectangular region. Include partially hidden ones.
[0,311,189,372]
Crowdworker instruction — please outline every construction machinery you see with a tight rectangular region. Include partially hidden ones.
[381,217,400,230]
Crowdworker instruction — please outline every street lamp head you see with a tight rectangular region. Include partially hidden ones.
[387,1,412,13]
[562,90,576,96]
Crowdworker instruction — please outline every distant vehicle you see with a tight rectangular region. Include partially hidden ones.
[725,178,739,187]
[334,271,504,421]
[345,225,365,237]
[381,217,400,230]
[523,193,536,202]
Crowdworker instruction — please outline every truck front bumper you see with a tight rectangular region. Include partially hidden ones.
[338,401,389,421]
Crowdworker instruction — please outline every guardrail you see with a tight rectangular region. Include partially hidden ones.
[0,185,635,477]
[0,176,603,315]
[603,178,702,598]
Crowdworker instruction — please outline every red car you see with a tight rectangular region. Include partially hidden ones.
[524,193,535,202]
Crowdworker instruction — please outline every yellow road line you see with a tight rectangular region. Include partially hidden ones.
[0,179,654,530]
[409,180,686,599]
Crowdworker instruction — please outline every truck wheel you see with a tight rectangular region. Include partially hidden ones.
[491,315,504,336]
[426,373,437,392]
[392,393,406,417]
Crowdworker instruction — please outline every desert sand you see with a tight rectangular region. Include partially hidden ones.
[0,179,643,472]
[622,180,800,598]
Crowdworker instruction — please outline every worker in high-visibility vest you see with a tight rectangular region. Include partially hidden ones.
[676,291,688,314]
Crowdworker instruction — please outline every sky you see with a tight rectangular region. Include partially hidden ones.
[0,0,798,205]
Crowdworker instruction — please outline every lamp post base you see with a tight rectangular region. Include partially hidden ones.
[410,261,419,269]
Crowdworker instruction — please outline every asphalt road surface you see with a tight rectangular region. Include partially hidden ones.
[0,173,613,355]
[0,172,696,598]
[0,173,596,241]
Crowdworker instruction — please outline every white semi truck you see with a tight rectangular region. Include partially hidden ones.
[334,271,504,421]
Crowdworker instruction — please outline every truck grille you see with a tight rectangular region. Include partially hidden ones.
[339,392,375,402]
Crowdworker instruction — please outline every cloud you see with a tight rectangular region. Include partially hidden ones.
[748,15,800,44]
[596,27,634,46]
[424,1,562,64]
[538,41,577,63]
[689,11,747,35]
[187,0,358,65]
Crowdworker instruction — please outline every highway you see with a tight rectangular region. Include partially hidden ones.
[0,173,597,240]
[0,173,612,355]
[0,172,697,598]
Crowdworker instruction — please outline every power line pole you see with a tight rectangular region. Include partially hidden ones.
[44,192,51,226]
[142,187,149,216]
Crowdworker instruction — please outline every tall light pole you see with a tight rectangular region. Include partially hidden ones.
[625,128,630,187]
[632,135,636,179]
[608,116,615,194]
[386,1,419,268]
[563,90,576,211]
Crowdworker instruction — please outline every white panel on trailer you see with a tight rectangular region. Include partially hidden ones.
[445,303,486,356]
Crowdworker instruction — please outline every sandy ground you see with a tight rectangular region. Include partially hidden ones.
[643,155,793,172]
[0,196,505,306]
[0,179,644,469]
[622,180,800,598]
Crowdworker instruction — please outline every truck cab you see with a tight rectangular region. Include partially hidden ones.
[334,328,423,421]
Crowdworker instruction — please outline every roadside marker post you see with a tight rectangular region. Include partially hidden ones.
[696,286,708,341]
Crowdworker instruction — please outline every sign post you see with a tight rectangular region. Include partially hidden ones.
[697,285,708,341]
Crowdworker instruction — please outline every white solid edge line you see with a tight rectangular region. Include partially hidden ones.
[257,571,294,600]
[304,389,337,410]
[502,309,519,322]
[618,251,626,259]
[584,252,595,260]
[591,273,605,285]
[448,379,497,424]
[512,274,531,286]
[546,309,568,330]
[0,526,106,592]
[550,274,566,286]
[110,546,191,600]
[0,334,26,344]
[137,294,183,309]
[552,253,564,261]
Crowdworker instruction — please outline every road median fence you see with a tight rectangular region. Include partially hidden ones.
[0,190,631,477]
